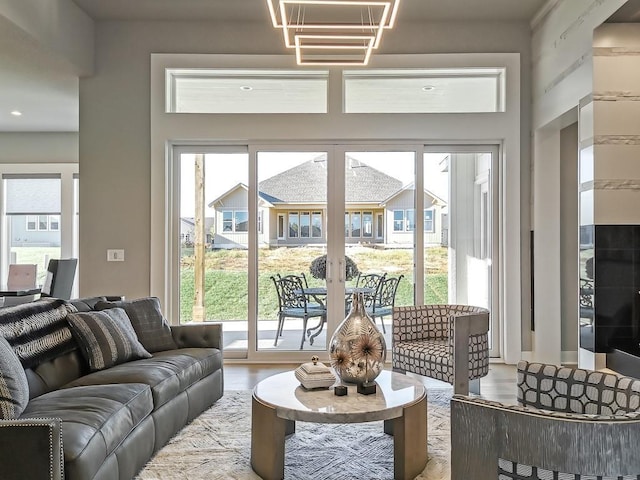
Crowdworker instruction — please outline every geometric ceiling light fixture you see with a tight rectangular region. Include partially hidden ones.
[266,0,401,66]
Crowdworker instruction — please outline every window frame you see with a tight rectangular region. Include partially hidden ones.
[393,210,404,232]
[424,209,435,233]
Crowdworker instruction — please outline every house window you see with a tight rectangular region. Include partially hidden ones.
[405,209,415,231]
[234,211,248,232]
[277,214,285,239]
[222,211,233,232]
[4,168,78,295]
[26,214,60,231]
[289,212,299,238]
[257,211,263,234]
[49,215,60,231]
[26,216,37,231]
[363,212,373,238]
[424,209,434,233]
[311,212,322,238]
[393,210,404,231]
[344,212,349,237]
[286,211,321,238]
[300,212,310,237]
[376,213,383,238]
[221,210,249,232]
[351,211,361,237]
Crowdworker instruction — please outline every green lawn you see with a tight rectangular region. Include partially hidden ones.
[180,247,448,321]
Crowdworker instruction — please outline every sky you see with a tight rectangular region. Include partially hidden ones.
[179,151,449,217]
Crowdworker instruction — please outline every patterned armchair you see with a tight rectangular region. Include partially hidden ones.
[451,361,640,480]
[391,304,489,395]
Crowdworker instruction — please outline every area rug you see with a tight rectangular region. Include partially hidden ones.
[136,389,452,480]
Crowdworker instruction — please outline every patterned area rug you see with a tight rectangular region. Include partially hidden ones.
[137,389,452,480]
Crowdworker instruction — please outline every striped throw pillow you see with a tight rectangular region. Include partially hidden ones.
[0,335,29,419]
[67,308,151,372]
[95,297,177,353]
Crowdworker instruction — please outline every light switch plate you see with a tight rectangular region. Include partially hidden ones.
[107,249,125,262]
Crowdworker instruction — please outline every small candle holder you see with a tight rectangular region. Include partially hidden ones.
[334,385,348,396]
[357,381,376,395]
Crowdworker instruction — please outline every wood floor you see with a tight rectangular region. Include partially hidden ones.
[224,361,518,404]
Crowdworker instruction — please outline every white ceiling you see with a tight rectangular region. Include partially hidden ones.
[0,0,548,133]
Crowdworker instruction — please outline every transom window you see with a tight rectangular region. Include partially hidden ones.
[168,69,329,114]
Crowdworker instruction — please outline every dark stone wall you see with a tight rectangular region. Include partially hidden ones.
[580,225,640,355]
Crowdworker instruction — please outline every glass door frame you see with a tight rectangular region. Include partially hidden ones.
[169,142,500,362]
[424,144,501,357]
[249,143,424,363]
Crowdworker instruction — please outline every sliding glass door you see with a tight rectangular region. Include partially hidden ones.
[173,144,499,360]
[176,149,249,354]
[256,150,330,352]
[424,147,499,357]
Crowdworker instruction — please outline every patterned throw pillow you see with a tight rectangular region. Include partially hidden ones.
[0,298,78,369]
[67,308,152,372]
[0,335,29,419]
[95,297,177,353]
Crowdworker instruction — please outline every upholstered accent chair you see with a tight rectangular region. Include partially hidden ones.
[451,361,640,480]
[391,304,489,395]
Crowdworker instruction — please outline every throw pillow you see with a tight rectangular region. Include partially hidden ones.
[0,298,78,369]
[67,308,152,372]
[0,335,29,419]
[95,297,177,353]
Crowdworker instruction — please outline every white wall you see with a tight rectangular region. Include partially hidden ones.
[80,19,531,311]
[0,133,77,163]
[0,0,94,75]
[529,0,626,363]
[560,122,579,357]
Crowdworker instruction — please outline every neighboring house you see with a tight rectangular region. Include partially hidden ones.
[179,217,216,247]
[10,214,61,247]
[208,157,447,248]
[8,178,62,248]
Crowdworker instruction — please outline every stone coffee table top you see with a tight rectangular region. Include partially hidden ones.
[253,369,426,423]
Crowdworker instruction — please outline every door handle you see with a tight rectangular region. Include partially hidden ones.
[339,259,344,283]
[327,259,333,283]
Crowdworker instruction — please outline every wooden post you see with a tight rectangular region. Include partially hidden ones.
[193,154,206,322]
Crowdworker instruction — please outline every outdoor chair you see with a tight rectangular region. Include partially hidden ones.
[392,304,489,395]
[345,272,386,314]
[355,272,386,291]
[451,361,640,479]
[366,274,403,333]
[270,274,327,350]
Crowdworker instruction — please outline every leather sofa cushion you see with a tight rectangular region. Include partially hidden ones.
[21,383,152,480]
[62,348,222,409]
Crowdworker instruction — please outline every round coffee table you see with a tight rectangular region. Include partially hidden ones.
[250,370,427,480]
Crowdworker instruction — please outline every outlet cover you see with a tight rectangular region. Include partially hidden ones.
[107,249,125,262]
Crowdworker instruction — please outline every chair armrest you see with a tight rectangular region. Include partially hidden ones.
[0,418,64,480]
[451,395,640,479]
[450,311,489,394]
[170,322,223,350]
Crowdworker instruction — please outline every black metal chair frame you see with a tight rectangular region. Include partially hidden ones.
[367,274,403,333]
[271,275,327,350]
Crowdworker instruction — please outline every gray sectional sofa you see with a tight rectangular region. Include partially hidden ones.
[0,296,223,480]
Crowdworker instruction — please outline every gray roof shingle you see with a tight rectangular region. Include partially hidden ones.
[258,157,402,204]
